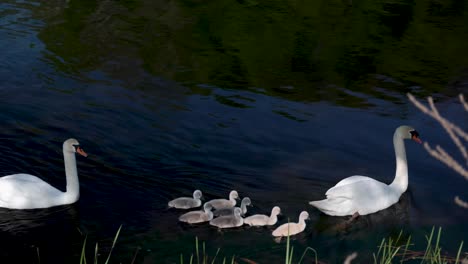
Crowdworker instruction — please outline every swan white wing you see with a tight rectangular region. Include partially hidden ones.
[168,197,201,209]
[206,199,235,210]
[0,174,63,209]
[331,176,374,189]
[324,178,400,214]
[209,215,243,228]
[325,177,379,199]
[272,223,304,237]
[243,214,269,226]
[179,210,212,223]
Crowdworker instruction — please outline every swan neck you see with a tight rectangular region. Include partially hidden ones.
[64,150,80,203]
[230,197,236,206]
[390,131,408,193]
[241,203,247,214]
[299,218,306,225]
[268,213,278,225]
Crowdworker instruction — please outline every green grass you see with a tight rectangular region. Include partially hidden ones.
[181,227,464,264]
[179,237,235,264]
[373,227,465,264]
[284,229,318,264]
[79,225,122,264]
[76,226,466,264]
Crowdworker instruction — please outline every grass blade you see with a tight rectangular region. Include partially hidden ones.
[104,225,122,264]
[94,243,99,264]
[80,236,88,264]
[455,240,464,264]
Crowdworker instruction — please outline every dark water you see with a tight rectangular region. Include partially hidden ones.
[0,0,467,263]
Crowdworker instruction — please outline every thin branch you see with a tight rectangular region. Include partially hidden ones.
[428,97,468,163]
[343,252,358,264]
[408,93,468,209]
[423,143,468,179]
[408,93,467,167]
[460,94,468,112]
[455,196,468,209]
[407,93,468,142]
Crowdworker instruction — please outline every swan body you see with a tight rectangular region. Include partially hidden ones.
[209,207,244,229]
[168,190,203,209]
[272,211,309,237]
[244,206,281,226]
[0,139,87,209]
[213,197,251,217]
[309,125,421,216]
[179,203,213,224]
[206,190,239,210]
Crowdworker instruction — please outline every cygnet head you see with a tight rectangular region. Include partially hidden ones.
[203,202,213,211]
[299,211,309,221]
[272,206,281,216]
[241,197,251,206]
[229,190,239,200]
[63,138,88,157]
[193,190,203,199]
[396,125,421,143]
[233,207,242,216]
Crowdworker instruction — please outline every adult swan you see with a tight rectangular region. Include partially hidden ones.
[0,138,87,209]
[309,125,421,216]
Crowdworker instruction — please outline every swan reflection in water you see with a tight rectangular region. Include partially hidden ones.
[0,204,81,264]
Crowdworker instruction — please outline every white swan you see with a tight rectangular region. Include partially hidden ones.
[272,211,309,237]
[213,197,251,217]
[0,138,87,209]
[209,207,244,229]
[178,203,213,224]
[206,190,239,210]
[309,125,421,216]
[244,206,281,226]
[168,190,203,209]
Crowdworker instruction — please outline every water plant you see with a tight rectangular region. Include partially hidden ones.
[179,237,235,264]
[373,227,465,264]
[79,225,122,264]
[75,225,466,264]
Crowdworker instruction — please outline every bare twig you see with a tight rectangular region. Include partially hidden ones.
[343,252,358,264]
[455,196,468,209]
[460,94,468,111]
[407,94,468,142]
[423,143,468,179]
[407,93,467,208]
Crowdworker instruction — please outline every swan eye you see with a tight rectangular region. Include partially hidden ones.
[409,130,419,138]
[409,130,422,143]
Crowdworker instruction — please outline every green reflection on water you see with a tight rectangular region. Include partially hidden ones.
[34,0,468,106]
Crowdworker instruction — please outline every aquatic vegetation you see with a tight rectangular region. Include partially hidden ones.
[177,228,465,264]
[179,237,235,264]
[79,225,122,264]
[373,227,465,264]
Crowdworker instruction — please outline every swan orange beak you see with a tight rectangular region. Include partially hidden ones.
[412,135,422,144]
[76,147,88,157]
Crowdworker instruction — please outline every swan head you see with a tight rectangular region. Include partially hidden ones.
[193,190,203,199]
[233,207,242,216]
[396,125,422,144]
[229,190,239,200]
[241,197,252,206]
[203,202,213,211]
[63,138,88,157]
[299,211,310,221]
[272,206,281,215]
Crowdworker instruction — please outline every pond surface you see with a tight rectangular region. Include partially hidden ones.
[0,0,467,263]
